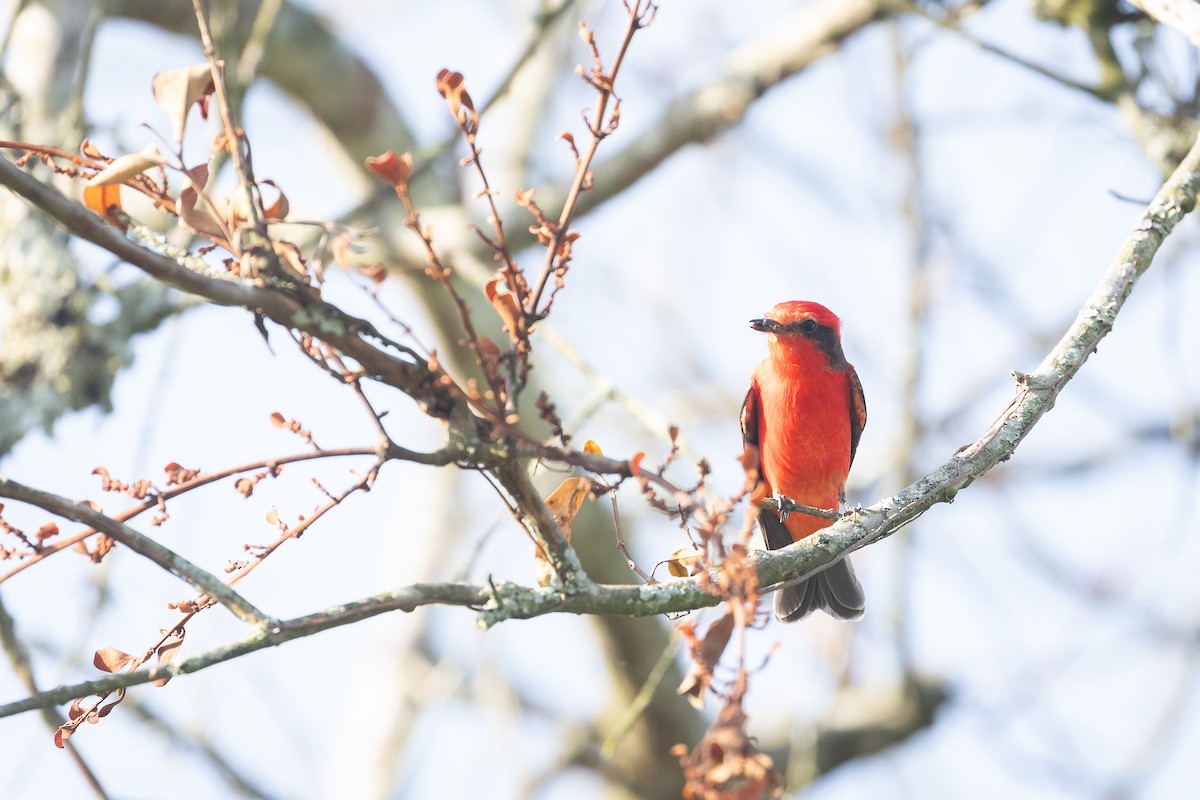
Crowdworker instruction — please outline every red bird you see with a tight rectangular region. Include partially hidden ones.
[741,301,867,622]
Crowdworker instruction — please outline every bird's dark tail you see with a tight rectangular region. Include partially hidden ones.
[774,558,865,622]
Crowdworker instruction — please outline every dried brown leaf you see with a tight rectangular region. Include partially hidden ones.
[436,69,479,133]
[151,63,216,142]
[151,632,185,687]
[257,178,289,221]
[177,162,228,241]
[95,690,125,719]
[86,145,165,187]
[676,613,736,709]
[535,477,592,587]
[35,522,60,543]
[484,271,523,342]
[663,547,704,578]
[677,690,782,799]
[163,461,199,486]
[93,646,136,674]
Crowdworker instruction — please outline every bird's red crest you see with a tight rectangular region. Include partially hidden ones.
[764,300,841,334]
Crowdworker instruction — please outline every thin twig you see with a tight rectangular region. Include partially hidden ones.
[527,0,657,316]
[191,0,268,243]
[0,447,386,584]
[0,478,270,625]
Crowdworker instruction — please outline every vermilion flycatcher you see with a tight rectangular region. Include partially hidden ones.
[741,301,867,622]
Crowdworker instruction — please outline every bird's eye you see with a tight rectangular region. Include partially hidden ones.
[800,319,818,333]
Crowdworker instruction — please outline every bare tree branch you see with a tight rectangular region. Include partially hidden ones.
[0,478,270,625]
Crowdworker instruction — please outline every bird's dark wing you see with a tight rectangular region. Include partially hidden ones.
[741,381,794,552]
[740,382,760,451]
[846,364,867,468]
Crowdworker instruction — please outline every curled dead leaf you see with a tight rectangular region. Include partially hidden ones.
[86,145,166,187]
[662,547,704,578]
[484,271,523,341]
[535,477,592,587]
[676,613,736,709]
[436,69,479,134]
[151,631,185,687]
[178,162,229,242]
[151,63,216,142]
[546,477,591,536]
[258,179,290,221]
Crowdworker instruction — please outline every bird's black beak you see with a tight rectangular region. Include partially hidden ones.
[750,318,777,333]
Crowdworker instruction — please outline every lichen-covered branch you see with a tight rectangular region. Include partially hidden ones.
[0,156,465,424]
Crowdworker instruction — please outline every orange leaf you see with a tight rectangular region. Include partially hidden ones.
[628,451,646,478]
[82,183,122,218]
[583,440,603,456]
[545,477,591,539]
[484,272,523,341]
[365,150,412,192]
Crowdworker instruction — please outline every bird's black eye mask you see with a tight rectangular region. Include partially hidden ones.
[749,317,846,369]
